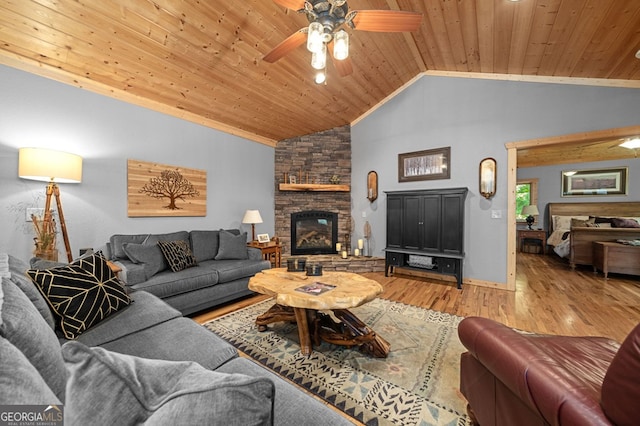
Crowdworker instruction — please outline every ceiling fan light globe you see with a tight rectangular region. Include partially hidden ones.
[314,71,326,84]
[307,22,324,52]
[333,29,349,60]
[311,43,327,69]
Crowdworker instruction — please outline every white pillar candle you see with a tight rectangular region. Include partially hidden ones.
[336,243,341,252]
[358,239,364,250]
[341,250,347,259]
[354,248,360,256]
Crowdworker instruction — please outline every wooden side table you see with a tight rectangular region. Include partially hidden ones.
[593,241,640,278]
[248,242,282,268]
[517,229,547,254]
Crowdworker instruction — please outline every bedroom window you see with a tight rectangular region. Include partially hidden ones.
[516,178,539,223]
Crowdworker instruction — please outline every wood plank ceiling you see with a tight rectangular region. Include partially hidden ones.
[1,0,639,153]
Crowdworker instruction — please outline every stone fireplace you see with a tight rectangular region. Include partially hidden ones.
[291,211,338,255]
[275,125,351,256]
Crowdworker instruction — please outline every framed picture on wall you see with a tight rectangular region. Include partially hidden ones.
[561,167,628,197]
[398,147,451,182]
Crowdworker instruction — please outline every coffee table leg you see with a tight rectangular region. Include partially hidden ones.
[294,307,313,356]
[316,309,390,358]
[255,304,296,331]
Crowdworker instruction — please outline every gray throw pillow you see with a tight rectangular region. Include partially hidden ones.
[0,278,67,401]
[215,230,249,260]
[7,256,56,330]
[62,342,275,426]
[0,336,62,405]
[122,242,168,278]
[190,230,220,262]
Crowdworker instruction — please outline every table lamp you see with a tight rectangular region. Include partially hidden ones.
[242,209,263,242]
[521,205,539,230]
[19,147,83,262]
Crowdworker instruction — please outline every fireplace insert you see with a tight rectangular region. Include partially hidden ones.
[291,211,338,255]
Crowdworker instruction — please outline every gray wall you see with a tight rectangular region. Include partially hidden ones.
[518,158,640,230]
[351,75,640,285]
[0,65,275,261]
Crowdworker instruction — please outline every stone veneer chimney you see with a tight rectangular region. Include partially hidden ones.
[274,125,351,256]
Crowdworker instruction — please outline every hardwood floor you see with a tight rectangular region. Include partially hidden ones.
[193,253,640,343]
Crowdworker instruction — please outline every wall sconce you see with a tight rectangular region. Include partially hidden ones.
[366,171,378,202]
[479,157,497,199]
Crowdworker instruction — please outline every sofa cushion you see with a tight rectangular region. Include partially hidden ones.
[62,342,275,426]
[218,357,353,426]
[601,323,640,426]
[100,316,239,370]
[158,240,197,272]
[205,259,271,283]
[73,291,182,347]
[190,230,220,262]
[122,242,168,278]
[27,252,132,339]
[6,255,56,330]
[215,230,249,260]
[129,266,219,299]
[0,336,62,405]
[0,278,67,401]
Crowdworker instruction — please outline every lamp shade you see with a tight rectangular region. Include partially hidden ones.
[242,210,263,224]
[19,148,82,183]
[521,205,539,216]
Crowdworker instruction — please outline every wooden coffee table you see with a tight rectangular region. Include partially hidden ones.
[248,268,390,358]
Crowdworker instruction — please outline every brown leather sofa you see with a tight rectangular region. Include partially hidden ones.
[458,317,640,426]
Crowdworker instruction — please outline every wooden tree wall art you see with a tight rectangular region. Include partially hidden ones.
[127,159,206,217]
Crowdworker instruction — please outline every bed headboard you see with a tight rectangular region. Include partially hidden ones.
[547,202,640,233]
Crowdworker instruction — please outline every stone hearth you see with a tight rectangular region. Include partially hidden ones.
[283,255,385,274]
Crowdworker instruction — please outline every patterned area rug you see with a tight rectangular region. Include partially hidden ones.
[203,298,471,426]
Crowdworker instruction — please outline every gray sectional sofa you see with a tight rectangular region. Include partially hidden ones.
[106,229,271,315]
[0,254,352,425]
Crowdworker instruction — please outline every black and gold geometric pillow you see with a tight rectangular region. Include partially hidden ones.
[27,251,131,339]
[157,240,198,272]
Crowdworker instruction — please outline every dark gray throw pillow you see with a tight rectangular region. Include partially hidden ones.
[122,242,168,278]
[215,230,249,260]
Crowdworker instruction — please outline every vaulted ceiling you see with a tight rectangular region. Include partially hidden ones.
[1,0,639,149]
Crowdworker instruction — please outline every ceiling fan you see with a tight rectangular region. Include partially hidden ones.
[264,0,423,83]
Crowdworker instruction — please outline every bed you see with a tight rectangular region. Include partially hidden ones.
[547,201,640,269]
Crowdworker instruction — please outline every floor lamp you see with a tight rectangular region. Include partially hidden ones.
[19,148,83,263]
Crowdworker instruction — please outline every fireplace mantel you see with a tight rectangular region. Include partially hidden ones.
[279,183,350,192]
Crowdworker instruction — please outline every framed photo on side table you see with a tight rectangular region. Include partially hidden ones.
[398,147,451,182]
[257,233,270,244]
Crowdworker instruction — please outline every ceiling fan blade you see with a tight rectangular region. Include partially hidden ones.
[350,10,423,32]
[329,42,353,77]
[272,0,306,10]
[263,29,307,63]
